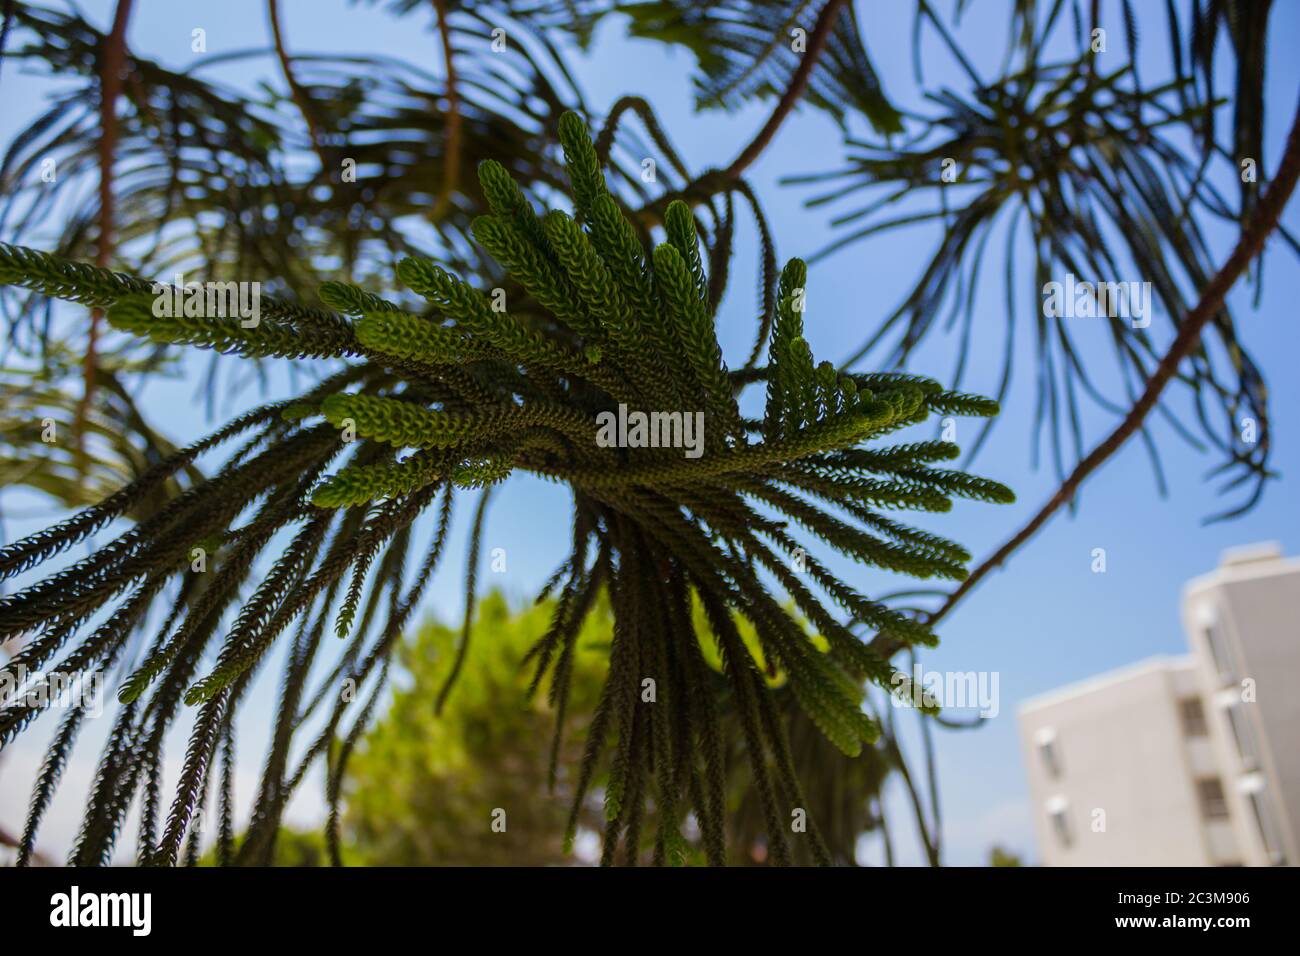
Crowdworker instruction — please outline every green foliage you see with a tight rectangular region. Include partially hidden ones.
[0,113,1009,866]
[366,0,905,134]
[201,827,330,868]
[345,591,889,866]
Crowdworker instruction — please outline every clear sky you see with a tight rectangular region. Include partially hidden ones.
[1,0,1297,865]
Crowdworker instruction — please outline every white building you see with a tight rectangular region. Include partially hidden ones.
[1018,543,1298,866]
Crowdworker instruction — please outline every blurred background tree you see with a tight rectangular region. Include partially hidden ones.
[344,591,609,866]
[989,845,1023,867]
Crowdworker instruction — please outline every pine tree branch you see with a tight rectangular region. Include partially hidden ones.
[912,94,1300,640]
[723,0,849,181]
[0,113,1008,866]
[632,0,851,226]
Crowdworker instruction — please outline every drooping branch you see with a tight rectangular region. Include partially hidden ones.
[880,718,940,867]
[0,823,51,866]
[633,0,851,226]
[434,485,492,714]
[916,95,1300,636]
[723,0,849,180]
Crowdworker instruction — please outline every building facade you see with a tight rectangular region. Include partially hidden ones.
[1018,543,1298,866]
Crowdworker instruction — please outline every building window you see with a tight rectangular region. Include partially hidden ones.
[1246,790,1287,865]
[1195,778,1230,820]
[1224,703,1259,770]
[1047,804,1072,848]
[1202,618,1236,685]
[1179,697,1208,737]
[1035,728,1062,779]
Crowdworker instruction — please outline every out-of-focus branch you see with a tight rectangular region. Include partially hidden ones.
[881,718,941,867]
[913,652,943,864]
[634,0,850,226]
[904,95,1300,644]
[430,0,461,222]
[78,0,134,459]
[723,0,848,180]
[268,0,330,170]
[876,794,894,866]
[0,0,17,87]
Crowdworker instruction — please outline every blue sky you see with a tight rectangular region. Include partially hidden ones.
[1,0,1297,865]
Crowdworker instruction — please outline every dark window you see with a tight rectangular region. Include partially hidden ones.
[1038,738,1062,779]
[1196,778,1230,820]
[1179,697,1208,737]
[1049,806,1072,848]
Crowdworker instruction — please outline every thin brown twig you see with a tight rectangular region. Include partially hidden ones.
[910,651,943,863]
[907,94,1300,640]
[723,0,849,180]
[267,0,330,170]
[881,719,940,866]
[430,0,461,222]
[77,0,134,467]
[631,0,850,227]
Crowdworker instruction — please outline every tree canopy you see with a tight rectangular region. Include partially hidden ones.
[0,0,1295,867]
